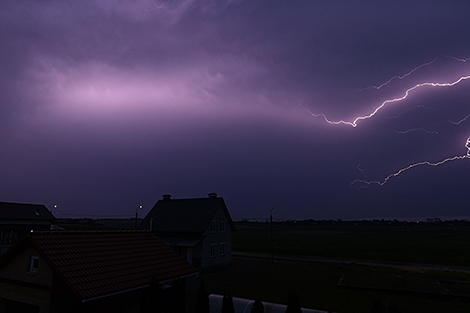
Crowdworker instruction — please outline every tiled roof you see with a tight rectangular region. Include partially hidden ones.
[27,231,198,301]
[0,201,55,220]
[138,196,235,233]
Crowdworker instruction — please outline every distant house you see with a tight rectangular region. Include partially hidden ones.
[0,202,55,255]
[0,230,198,313]
[138,193,236,270]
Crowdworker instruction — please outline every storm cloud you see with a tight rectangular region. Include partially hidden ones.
[1,0,470,220]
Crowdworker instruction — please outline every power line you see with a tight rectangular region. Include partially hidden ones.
[55,212,136,218]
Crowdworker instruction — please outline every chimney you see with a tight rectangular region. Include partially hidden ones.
[208,193,218,198]
[150,218,153,231]
[162,194,172,200]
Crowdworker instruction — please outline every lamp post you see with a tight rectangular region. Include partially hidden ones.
[135,205,142,229]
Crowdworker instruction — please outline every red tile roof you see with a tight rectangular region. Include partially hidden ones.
[11,231,198,301]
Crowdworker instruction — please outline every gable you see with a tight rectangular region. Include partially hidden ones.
[0,246,53,287]
[138,196,235,233]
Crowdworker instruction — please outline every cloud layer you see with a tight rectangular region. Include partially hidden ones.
[1,0,470,220]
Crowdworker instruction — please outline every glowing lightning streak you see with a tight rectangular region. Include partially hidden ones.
[302,58,470,187]
[450,113,470,125]
[351,137,470,188]
[360,55,470,90]
[394,128,438,135]
[360,57,440,90]
[386,104,429,120]
[356,164,368,181]
[306,75,470,127]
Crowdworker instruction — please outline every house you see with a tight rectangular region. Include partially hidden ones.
[138,193,235,270]
[0,202,55,255]
[0,230,198,313]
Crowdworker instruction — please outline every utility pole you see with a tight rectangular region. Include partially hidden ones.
[270,207,274,264]
[135,205,142,229]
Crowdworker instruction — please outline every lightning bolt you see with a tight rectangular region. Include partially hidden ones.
[305,75,470,127]
[450,113,470,125]
[385,104,430,120]
[351,137,470,188]
[302,56,470,187]
[360,55,470,91]
[356,164,368,181]
[394,128,438,135]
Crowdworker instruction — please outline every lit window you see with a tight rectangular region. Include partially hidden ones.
[220,242,226,256]
[211,220,217,232]
[220,221,226,232]
[210,244,217,257]
[7,231,19,244]
[28,256,39,274]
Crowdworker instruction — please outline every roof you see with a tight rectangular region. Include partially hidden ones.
[0,231,198,301]
[157,235,204,247]
[138,195,235,233]
[0,201,55,221]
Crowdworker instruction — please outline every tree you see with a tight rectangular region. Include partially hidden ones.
[221,294,235,313]
[194,282,210,313]
[285,293,301,313]
[251,299,264,313]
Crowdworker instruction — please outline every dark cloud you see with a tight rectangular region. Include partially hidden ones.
[1,0,470,220]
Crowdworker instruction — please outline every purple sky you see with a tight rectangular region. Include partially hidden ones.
[2,0,470,220]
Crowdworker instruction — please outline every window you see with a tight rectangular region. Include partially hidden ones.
[2,231,19,245]
[11,231,19,244]
[220,221,226,232]
[220,242,226,256]
[28,256,39,274]
[211,220,217,232]
[210,243,217,257]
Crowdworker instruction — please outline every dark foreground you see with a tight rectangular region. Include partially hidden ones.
[186,256,470,313]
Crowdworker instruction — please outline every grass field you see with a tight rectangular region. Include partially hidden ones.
[232,222,470,267]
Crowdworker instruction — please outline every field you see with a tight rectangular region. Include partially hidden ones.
[187,221,470,313]
[233,221,470,267]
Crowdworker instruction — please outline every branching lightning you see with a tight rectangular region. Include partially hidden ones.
[394,128,438,135]
[351,137,470,188]
[303,56,470,187]
[360,55,470,91]
[450,113,470,125]
[356,164,368,181]
[386,104,429,120]
[305,75,470,127]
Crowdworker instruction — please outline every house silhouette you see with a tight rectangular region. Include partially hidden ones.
[0,201,55,255]
[0,230,198,312]
[138,193,235,270]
